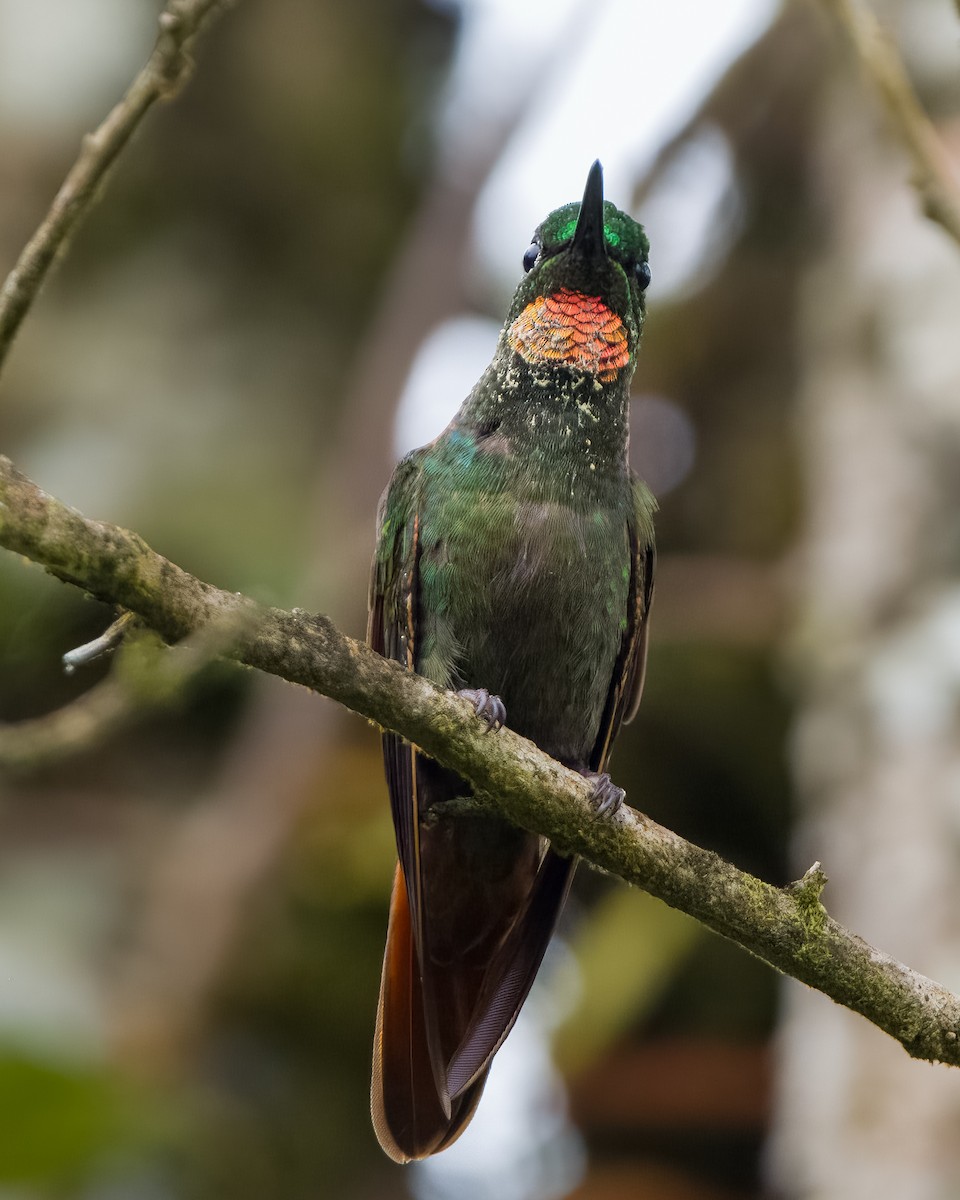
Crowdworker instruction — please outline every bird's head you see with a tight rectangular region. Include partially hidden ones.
[505,160,650,387]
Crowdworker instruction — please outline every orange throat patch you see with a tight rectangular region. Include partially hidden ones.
[507,288,629,383]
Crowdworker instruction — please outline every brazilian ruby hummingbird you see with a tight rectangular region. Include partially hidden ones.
[368,160,655,1161]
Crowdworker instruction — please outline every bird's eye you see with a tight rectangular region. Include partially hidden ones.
[522,243,539,272]
[635,260,652,291]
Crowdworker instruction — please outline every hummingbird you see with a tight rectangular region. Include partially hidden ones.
[368,161,655,1161]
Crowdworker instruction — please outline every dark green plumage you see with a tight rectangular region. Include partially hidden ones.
[369,161,656,1162]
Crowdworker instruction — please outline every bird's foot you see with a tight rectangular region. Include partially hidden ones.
[458,688,506,732]
[578,770,625,818]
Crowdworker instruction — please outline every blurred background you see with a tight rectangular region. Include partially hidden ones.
[1,0,960,1196]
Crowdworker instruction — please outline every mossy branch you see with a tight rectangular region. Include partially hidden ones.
[2,452,960,1068]
[0,0,234,378]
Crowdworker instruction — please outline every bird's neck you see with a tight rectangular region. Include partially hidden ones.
[455,352,633,506]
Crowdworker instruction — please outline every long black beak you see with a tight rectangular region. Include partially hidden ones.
[570,160,606,261]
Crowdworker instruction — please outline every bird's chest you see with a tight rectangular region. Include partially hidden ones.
[417,476,631,760]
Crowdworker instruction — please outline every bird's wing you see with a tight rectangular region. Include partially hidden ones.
[370,452,500,1159]
[443,848,575,1098]
[367,453,427,960]
[592,473,657,772]
[368,452,449,1159]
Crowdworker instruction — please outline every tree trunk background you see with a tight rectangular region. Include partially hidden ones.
[770,7,960,1194]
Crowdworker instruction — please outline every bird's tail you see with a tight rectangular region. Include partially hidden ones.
[371,865,488,1161]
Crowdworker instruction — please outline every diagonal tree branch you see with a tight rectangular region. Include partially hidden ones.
[0,0,235,379]
[2,451,960,1069]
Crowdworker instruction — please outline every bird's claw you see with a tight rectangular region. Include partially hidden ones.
[580,770,625,818]
[458,688,506,732]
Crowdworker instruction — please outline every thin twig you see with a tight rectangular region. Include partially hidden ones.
[2,451,960,1068]
[1,680,134,771]
[62,611,139,673]
[0,612,252,771]
[0,0,234,379]
[818,0,960,246]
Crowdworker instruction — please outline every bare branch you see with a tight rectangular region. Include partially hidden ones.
[0,0,235,378]
[62,611,139,673]
[817,0,960,246]
[0,673,139,772]
[0,611,251,771]
[2,451,960,1068]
